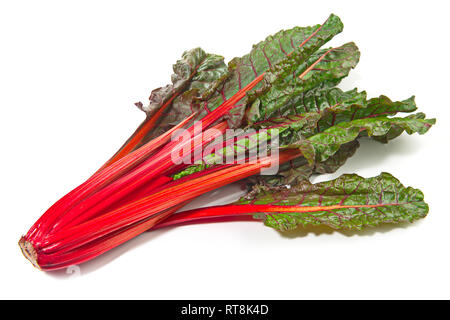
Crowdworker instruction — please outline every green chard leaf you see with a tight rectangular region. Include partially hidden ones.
[370,112,426,143]
[238,172,428,231]
[317,94,418,132]
[290,114,435,164]
[258,140,360,185]
[190,14,344,128]
[248,84,367,122]
[250,94,426,184]
[247,43,361,123]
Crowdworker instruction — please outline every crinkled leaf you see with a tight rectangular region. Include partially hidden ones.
[370,112,426,143]
[140,48,227,115]
[247,42,360,124]
[248,84,367,123]
[313,140,360,174]
[271,42,360,89]
[251,96,423,184]
[238,172,428,231]
[317,95,417,132]
[260,140,360,185]
[194,14,344,128]
[295,114,435,163]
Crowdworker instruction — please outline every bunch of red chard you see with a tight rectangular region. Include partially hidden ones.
[20,14,435,271]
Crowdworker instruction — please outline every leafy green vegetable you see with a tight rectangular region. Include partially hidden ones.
[240,172,429,231]
[370,112,427,143]
[294,114,435,164]
[194,14,345,128]
[247,84,367,123]
[258,140,360,185]
[20,14,436,272]
[317,95,417,132]
[246,42,360,124]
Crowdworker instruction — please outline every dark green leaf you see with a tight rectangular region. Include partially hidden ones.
[247,43,361,123]
[195,14,344,128]
[261,140,360,185]
[317,95,417,132]
[248,85,367,123]
[238,172,428,231]
[295,114,435,163]
[370,112,426,143]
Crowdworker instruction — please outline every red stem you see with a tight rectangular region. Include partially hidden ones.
[37,150,301,256]
[47,121,228,234]
[27,114,195,242]
[102,95,177,167]
[153,201,406,230]
[152,205,257,230]
[44,60,266,236]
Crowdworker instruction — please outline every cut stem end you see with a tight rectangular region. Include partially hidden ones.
[19,237,41,271]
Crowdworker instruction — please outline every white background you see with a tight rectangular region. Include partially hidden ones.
[1,0,449,299]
